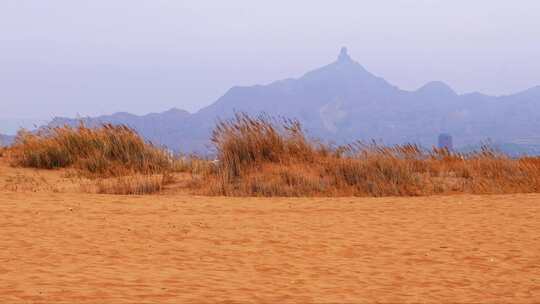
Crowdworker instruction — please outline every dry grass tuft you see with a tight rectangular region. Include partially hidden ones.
[9,124,173,177]
[194,113,540,197]
[7,124,183,195]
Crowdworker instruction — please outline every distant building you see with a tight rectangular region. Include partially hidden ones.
[438,133,453,150]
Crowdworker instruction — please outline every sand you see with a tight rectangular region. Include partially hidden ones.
[1,162,540,303]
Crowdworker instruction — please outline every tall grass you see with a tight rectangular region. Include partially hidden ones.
[8,115,540,197]
[198,113,540,196]
[9,124,172,177]
[211,113,315,182]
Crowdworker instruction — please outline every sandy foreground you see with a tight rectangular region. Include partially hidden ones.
[1,165,540,303]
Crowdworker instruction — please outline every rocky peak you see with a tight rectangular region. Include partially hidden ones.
[337,47,352,62]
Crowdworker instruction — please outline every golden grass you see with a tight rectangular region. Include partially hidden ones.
[6,115,540,197]
[6,124,183,195]
[9,124,173,177]
[195,113,540,196]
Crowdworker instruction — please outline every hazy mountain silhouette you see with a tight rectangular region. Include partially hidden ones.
[49,47,540,153]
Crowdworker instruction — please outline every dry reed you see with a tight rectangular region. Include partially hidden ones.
[7,115,540,197]
[9,124,173,177]
[196,113,540,197]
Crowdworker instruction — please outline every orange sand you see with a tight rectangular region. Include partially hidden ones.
[1,162,539,302]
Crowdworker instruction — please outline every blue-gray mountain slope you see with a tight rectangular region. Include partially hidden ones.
[49,48,540,153]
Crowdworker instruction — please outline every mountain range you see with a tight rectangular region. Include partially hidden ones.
[47,47,540,154]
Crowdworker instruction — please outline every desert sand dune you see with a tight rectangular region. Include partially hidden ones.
[1,159,540,302]
[1,187,539,302]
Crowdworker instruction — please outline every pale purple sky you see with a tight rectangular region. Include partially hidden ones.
[1,0,540,126]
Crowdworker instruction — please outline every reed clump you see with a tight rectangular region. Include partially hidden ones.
[197,113,540,196]
[9,124,173,177]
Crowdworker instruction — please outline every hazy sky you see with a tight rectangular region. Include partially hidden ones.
[1,0,540,124]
